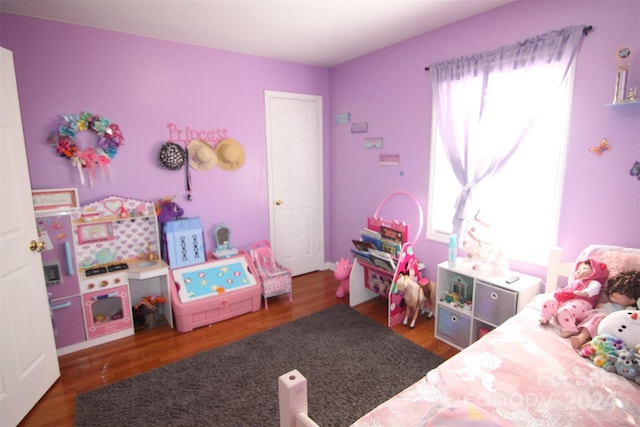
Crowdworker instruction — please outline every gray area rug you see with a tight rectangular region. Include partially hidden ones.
[75,305,443,426]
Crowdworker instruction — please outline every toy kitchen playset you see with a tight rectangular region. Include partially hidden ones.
[33,188,173,356]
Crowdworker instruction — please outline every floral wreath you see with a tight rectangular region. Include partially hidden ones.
[47,112,124,186]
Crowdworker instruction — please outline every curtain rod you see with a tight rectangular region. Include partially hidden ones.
[424,25,594,71]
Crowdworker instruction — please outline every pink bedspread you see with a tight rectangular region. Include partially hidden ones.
[353,299,640,426]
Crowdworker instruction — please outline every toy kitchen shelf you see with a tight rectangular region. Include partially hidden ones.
[53,195,173,356]
[434,260,542,350]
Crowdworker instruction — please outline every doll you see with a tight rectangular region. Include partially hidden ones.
[570,270,640,349]
[539,258,608,337]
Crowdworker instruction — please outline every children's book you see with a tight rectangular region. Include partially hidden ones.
[351,249,372,264]
[380,225,404,257]
[360,228,382,250]
[380,225,403,243]
[380,238,401,257]
[369,249,396,272]
[351,239,377,264]
[352,239,375,252]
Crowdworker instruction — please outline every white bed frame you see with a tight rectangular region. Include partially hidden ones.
[279,247,573,427]
[278,370,320,427]
[544,247,573,293]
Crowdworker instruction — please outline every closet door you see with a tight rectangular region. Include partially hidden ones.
[265,91,324,276]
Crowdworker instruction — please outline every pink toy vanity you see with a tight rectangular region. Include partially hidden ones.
[169,251,262,332]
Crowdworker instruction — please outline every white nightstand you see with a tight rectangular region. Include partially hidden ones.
[434,260,542,349]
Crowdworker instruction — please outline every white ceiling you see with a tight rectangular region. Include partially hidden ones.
[0,0,514,67]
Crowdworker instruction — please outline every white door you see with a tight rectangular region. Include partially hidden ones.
[264,91,324,276]
[0,47,60,426]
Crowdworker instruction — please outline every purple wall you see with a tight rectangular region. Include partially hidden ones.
[0,13,330,254]
[329,0,640,279]
[2,0,639,282]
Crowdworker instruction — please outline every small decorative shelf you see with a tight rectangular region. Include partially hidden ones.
[605,100,640,107]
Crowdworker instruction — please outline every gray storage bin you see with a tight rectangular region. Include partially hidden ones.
[436,305,471,348]
[473,281,517,326]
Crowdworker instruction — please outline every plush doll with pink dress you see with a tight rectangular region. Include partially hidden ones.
[570,270,640,349]
[539,258,608,337]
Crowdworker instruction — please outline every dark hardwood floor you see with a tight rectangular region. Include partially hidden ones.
[19,269,458,426]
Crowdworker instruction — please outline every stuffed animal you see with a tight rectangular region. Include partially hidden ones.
[579,333,628,369]
[334,258,352,298]
[570,270,640,350]
[539,258,609,336]
[597,310,640,350]
[156,198,184,223]
[606,346,640,384]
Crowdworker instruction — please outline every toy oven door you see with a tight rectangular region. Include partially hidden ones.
[82,285,132,339]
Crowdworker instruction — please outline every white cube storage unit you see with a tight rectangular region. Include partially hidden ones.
[435,260,542,349]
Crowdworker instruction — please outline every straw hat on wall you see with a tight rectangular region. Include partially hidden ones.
[187,139,218,171]
[216,138,245,170]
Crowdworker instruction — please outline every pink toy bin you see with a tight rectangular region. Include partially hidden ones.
[169,252,261,333]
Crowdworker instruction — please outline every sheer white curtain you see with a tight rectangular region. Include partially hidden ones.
[429,25,587,236]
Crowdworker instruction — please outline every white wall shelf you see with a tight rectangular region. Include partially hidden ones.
[604,100,640,107]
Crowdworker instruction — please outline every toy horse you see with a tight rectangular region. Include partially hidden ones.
[395,273,435,328]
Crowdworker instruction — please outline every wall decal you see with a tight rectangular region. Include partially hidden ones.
[379,154,400,166]
[630,161,640,180]
[335,113,351,123]
[365,137,383,149]
[351,121,368,133]
[589,138,611,156]
[166,123,228,144]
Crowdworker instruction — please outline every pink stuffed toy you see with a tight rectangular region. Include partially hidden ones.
[539,258,608,336]
[334,258,352,298]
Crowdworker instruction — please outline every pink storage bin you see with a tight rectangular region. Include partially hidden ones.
[169,252,262,332]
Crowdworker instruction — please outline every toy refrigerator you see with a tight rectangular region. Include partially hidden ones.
[35,208,86,351]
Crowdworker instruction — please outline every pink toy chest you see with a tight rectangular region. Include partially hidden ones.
[169,252,261,333]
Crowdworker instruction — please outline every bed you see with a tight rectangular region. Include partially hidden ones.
[279,245,640,426]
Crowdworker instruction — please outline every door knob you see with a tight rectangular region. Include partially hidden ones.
[275,199,283,205]
[29,240,46,253]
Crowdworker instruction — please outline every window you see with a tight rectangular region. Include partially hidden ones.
[426,26,585,265]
